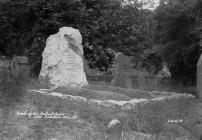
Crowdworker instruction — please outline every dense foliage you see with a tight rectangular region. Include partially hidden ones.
[154,0,202,85]
[0,0,202,85]
[0,0,154,75]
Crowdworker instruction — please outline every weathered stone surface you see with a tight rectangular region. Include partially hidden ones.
[50,92,88,103]
[107,119,122,139]
[197,54,202,98]
[39,27,88,87]
[11,56,31,78]
[156,62,171,78]
[0,56,11,70]
[70,95,88,103]
[107,119,121,129]
[30,89,48,95]
[87,99,103,105]
[105,100,129,106]
[29,89,195,111]
[50,92,63,97]
[111,52,132,88]
[111,52,152,89]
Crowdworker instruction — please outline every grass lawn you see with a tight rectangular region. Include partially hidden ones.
[0,79,201,140]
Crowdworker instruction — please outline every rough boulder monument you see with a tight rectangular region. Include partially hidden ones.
[39,27,88,87]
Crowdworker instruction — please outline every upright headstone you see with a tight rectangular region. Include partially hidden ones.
[11,56,31,78]
[197,54,202,98]
[39,27,88,87]
[113,52,127,73]
[0,56,11,78]
[0,56,11,71]
[111,52,131,87]
[111,52,152,89]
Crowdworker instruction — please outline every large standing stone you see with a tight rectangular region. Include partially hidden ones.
[39,27,88,87]
[197,54,202,98]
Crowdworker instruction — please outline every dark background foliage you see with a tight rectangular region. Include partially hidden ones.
[0,0,201,85]
[154,0,202,85]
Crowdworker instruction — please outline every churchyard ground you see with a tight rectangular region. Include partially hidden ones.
[0,73,201,140]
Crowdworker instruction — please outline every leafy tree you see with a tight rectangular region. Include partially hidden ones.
[0,0,157,76]
[154,0,202,85]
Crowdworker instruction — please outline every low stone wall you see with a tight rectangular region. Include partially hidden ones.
[29,88,196,140]
[29,88,195,111]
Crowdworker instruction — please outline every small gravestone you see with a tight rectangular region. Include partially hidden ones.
[11,56,31,78]
[156,62,171,78]
[197,54,202,98]
[111,52,132,87]
[0,56,11,78]
[39,27,88,87]
[111,52,153,89]
[0,56,11,71]
[113,52,127,72]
